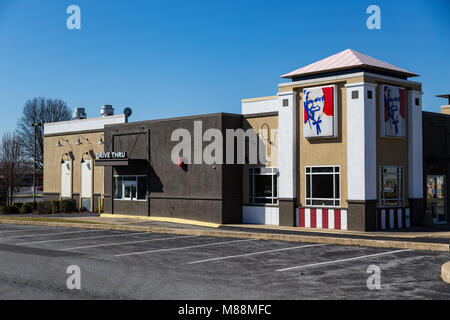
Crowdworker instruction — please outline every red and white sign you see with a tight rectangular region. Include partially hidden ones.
[303,85,337,138]
[382,85,406,137]
[297,208,348,230]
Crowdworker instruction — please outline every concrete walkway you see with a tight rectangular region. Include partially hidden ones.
[51,215,450,242]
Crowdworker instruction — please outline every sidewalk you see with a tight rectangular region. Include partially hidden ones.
[57,215,450,243]
[1,214,450,252]
[220,224,450,245]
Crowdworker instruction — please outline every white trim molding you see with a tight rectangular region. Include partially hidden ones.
[346,82,378,201]
[44,114,127,136]
[407,90,423,199]
[279,71,421,89]
[277,91,297,199]
[241,96,279,115]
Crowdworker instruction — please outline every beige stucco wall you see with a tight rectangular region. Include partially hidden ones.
[242,115,279,205]
[44,132,105,202]
[441,105,450,115]
[366,75,422,207]
[292,81,349,209]
[283,73,421,209]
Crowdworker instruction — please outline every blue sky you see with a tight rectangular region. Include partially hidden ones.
[0,0,449,136]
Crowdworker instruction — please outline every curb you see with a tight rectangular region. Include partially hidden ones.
[0,219,449,252]
[442,262,450,284]
[100,214,220,228]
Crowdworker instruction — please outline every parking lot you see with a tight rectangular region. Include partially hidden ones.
[0,223,449,299]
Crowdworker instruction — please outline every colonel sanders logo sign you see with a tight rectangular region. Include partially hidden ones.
[382,85,406,137]
[303,85,337,138]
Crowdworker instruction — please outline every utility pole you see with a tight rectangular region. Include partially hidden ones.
[29,122,42,204]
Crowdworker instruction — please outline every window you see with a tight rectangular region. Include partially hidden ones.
[249,167,278,205]
[305,166,340,207]
[113,175,147,201]
[114,176,123,199]
[379,166,404,207]
[352,90,359,99]
[367,90,373,100]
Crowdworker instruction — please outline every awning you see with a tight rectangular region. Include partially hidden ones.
[95,159,148,166]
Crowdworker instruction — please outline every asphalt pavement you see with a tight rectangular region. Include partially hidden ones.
[0,223,449,299]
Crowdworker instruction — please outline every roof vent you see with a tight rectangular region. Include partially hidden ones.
[123,107,133,120]
[72,108,87,120]
[100,105,114,117]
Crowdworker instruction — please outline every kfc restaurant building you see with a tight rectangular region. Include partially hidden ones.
[242,49,424,231]
[44,49,448,231]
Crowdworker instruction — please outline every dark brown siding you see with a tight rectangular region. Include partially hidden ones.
[103,113,243,224]
[422,111,450,225]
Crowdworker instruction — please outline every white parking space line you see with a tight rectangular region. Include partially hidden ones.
[276,249,412,272]
[63,235,198,251]
[0,229,104,240]
[0,227,69,234]
[187,244,327,264]
[17,231,149,245]
[116,239,257,257]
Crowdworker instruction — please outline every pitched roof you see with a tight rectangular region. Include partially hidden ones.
[281,49,418,79]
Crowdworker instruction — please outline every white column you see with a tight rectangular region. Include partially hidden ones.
[407,90,423,199]
[346,82,377,200]
[277,91,297,199]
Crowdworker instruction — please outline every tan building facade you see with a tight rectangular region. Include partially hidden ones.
[242,49,424,231]
[43,110,127,211]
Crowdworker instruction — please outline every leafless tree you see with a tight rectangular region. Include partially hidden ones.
[0,132,30,205]
[16,97,71,169]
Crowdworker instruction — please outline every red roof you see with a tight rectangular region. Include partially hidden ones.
[281,49,418,79]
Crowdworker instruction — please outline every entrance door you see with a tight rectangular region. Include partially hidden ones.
[426,176,447,224]
[81,160,92,211]
[123,180,137,201]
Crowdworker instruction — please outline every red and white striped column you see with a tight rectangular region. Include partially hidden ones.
[297,208,348,230]
[376,208,410,230]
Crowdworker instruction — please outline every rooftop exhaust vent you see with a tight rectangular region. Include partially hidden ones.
[123,107,132,119]
[100,105,114,117]
[72,108,87,120]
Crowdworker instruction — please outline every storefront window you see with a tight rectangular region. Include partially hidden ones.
[379,166,404,207]
[305,166,340,207]
[426,175,447,224]
[114,177,123,199]
[113,175,147,201]
[249,167,278,205]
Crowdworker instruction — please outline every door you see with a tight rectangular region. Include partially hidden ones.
[426,176,447,224]
[123,180,137,201]
[81,160,92,211]
[61,161,72,199]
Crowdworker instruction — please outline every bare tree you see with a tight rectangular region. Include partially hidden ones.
[0,132,29,205]
[0,177,6,206]
[16,97,71,169]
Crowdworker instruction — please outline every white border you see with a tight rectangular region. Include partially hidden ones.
[380,84,407,138]
[302,84,338,139]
